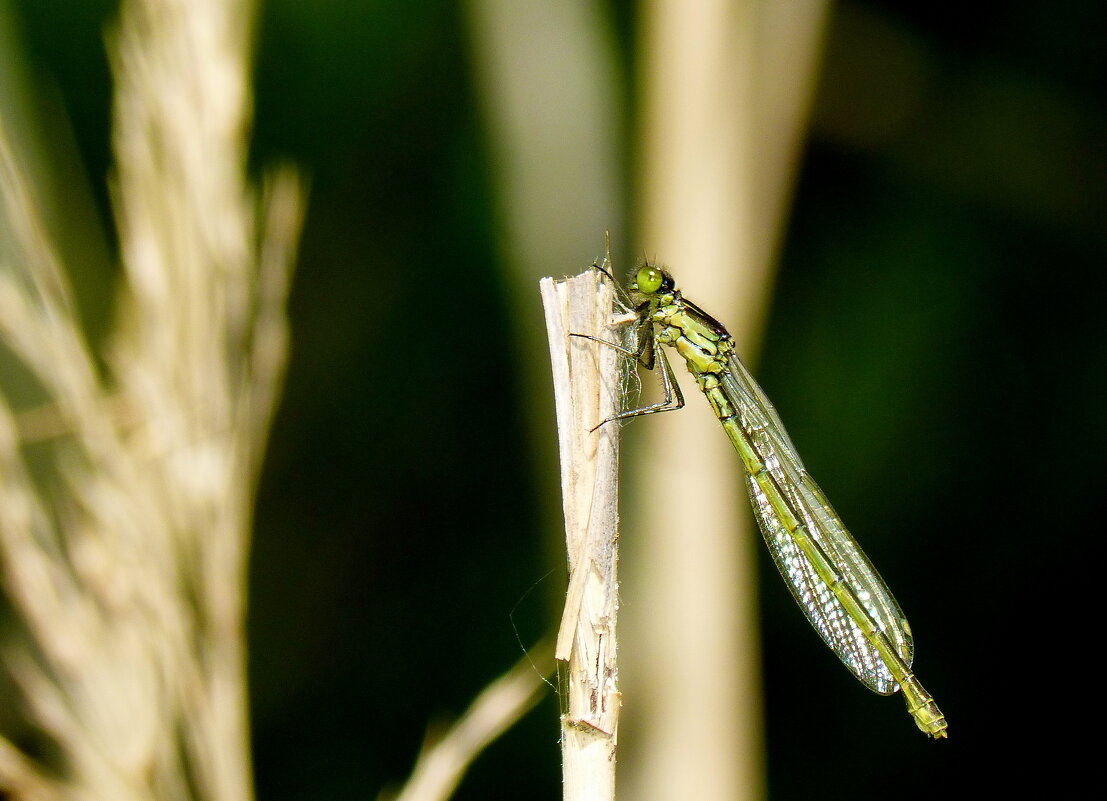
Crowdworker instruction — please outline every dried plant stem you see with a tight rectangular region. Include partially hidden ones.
[541,260,625,801]
[384,640,554,801]
[0,0,303,799]
[629,2,829,798]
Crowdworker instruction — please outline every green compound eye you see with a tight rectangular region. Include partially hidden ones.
[635,265,664,295]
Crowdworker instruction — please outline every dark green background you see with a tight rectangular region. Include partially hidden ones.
[7,0,1102,798]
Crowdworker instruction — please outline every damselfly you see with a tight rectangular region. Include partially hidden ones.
[576,262,948,739]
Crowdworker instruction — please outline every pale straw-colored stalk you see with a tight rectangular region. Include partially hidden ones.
[0,0,303,798]
[382,640,554,801]
[542,264,626,801]
[626,2,830,799]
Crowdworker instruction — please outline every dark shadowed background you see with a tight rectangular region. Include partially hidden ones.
[5,0,1102,798]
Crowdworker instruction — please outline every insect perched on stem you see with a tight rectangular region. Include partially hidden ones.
[574,262,948,739]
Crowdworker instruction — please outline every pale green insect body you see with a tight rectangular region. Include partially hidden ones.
[605,263,947,738]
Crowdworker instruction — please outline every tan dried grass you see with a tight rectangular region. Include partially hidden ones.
[0,1,303,799]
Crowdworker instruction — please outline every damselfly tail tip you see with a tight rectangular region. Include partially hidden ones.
[922,719,949,739]
[910,700,948,739]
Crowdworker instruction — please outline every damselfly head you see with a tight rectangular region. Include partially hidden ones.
[629,263,673,298]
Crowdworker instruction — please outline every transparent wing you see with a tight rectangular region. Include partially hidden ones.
[721,354,913,694]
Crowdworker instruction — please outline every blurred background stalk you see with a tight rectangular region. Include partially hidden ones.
[465,0,626,561]
[626,3,828,799]
[0,0,302,798]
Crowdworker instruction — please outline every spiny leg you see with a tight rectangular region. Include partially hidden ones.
[571,330,685,430]
[586,261,635,312]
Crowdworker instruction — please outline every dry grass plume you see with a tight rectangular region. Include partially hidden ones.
[0,1,303,798]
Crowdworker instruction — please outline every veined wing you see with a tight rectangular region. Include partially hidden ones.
[720,353,913,694]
